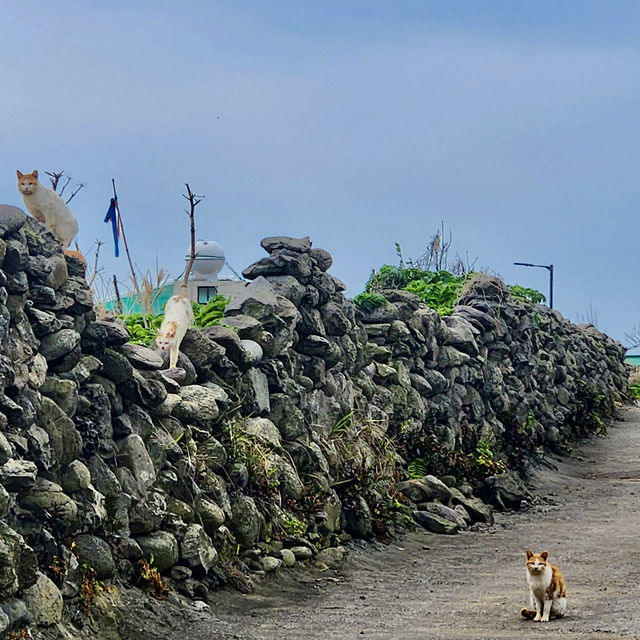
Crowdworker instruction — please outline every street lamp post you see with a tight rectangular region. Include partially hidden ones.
[513,262,554,309]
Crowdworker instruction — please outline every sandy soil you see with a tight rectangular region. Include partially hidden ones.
[111,406,640,640]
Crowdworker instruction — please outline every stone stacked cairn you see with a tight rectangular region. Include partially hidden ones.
[0,211,628,634]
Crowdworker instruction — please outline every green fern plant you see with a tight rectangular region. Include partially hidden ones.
[407,457,428,479]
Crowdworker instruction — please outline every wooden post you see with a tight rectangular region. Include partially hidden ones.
[112,179,146,326]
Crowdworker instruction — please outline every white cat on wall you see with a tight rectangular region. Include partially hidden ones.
[16,169,79,253]
[154,294,195,369]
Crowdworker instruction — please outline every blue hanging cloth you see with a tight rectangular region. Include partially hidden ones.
[104,197,120,257]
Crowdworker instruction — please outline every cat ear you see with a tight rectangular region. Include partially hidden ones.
[541,551,548,560]
[16,170,23,178]
[167,328,176,338]
[32,170,38,179]
[525,549,533,558]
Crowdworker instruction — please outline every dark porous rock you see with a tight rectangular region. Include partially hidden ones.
[101,348,134,384]
[449,487,494,524]
[296,334,332,358]
[220,313,262,340]
[243,251,313,284]
[59,277,94,314]
[39,376,78,417]
[413,510,458,535]
[269,393,306,440]
[72,534,116,580]
[330,275,347,292]
[136,531,179,572]
[0,205,28,238]
[29,284,56,306]
[21,572,63,626]
[309,247,333,272]
[453,305,498,331]
[397,475,453,504]
[129,491,167,535]
[80,322,109,356]
[481,471,530,510]
[421,502,468,529]
[92,319,130,346]
[20,478,77,523]
[180,524,218,573]
[201,325,252,368]
[157,367,187,391]
[298,308,325,337]
[26,307,61,337]
[266,274,306,305]
[119,369,168,409]
[344,495,373,539]
[320,301,351,336]
[179,329,225,374]
[39,329,81,363]
[0,459,37,493]
[119,343,164,370]
[231,495,263,547]
[0,521,38,598]
[73,383,113,456]
[172,384,223,425]
[313,272,336,305]
[26,424,54,471]
[22,218,59,256]
[0,433,12,466]
[315,546,346,569]
[458,275,509,305]
[64,252,86,278]
[261,236,312,254]
[37,396,82,466]
[44,254,68,290]
[359,302,399,324]
[225,276,279,321]
[443,315,479,356]
[61,460,91,492]
[3,239,29,274]
[5,271,29,294]
[116,434,157,491]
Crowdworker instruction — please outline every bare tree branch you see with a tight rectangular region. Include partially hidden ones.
[182,183,203,291]
[45,171,64,191]
[87,240,104,290]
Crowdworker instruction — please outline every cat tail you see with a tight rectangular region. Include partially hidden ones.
[520,608,537,620]
[64,249,87,266]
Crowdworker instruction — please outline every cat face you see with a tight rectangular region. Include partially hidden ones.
[155,335,172,353]
[155,321,177,353]
[16,170,39,195]
[525,549,549,574]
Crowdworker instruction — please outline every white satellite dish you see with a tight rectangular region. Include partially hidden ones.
[186,239,225,280]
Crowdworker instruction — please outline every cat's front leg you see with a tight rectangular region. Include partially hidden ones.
[169,343,179,369]
[540,599,552,622]
[533,595,543,621]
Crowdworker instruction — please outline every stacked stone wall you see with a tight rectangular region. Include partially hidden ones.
[0,214,627,633]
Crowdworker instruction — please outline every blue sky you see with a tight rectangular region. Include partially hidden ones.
[1,1,639,342]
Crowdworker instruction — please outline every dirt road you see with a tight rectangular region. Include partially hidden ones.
[202,406,640,640]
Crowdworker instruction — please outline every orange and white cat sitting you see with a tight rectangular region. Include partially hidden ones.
[154,294,194,368]
[520,549,567,622]
[17,170,79,252]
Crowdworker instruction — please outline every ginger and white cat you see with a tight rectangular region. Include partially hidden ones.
[17,170,79,251]
[154,294,194,368]
[520,549,567,622]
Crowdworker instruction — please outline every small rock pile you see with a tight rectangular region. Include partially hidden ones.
[0,214,627,636]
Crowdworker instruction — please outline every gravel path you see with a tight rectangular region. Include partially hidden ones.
[204,406,640,640]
